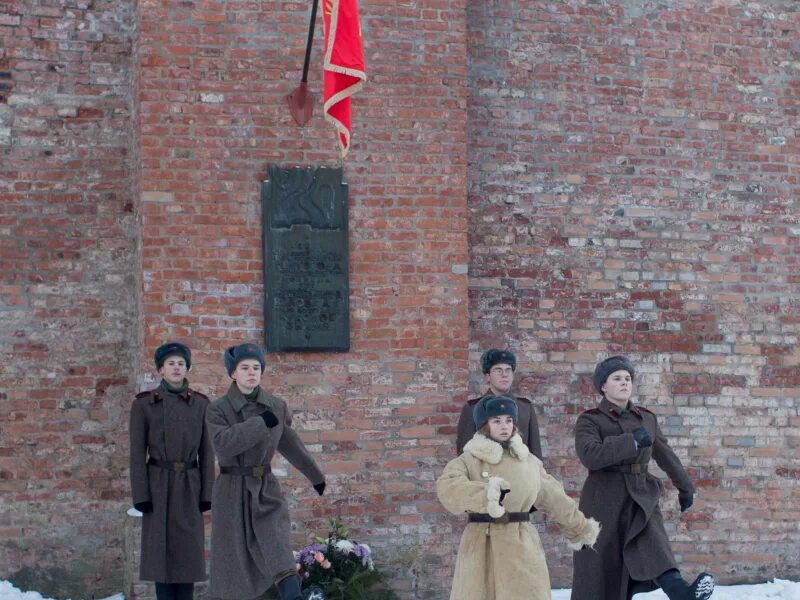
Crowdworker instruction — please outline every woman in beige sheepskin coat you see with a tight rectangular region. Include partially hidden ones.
[437,395,599,600]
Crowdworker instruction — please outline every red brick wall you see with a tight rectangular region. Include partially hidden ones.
[3,0,800,597]
[136,0,468,598]
[467,0,800,586]
[0,0,138,597]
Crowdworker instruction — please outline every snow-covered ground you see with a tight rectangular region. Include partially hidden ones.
[553,579,800,599]
[0,582,123,600]
[3,579,800,600]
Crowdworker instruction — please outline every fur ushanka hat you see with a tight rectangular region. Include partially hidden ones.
[473,395,518,430]
[480,349,517,374]
[593,355,635,393]
[224,343,265,376]
[154,342,191,370]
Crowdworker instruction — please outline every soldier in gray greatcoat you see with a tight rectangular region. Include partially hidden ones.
[571,356,715,600]
[129,342,215,600]
[206,343,326,600]
[456,349,543,459]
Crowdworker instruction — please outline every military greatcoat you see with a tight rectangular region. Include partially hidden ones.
[205,382,325,600]
[129,380,215,583]
[438,433,598,600]
[571,398,695,600]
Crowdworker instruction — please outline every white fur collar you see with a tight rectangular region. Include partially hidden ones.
[463,433,529,464]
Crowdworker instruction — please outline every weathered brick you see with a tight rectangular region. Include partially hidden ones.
[468,0,800,588]
[4,0,800,597]
[0,0,138,593]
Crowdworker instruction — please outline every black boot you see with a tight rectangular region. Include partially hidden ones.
[657,569,715,600]
[173,582,194,600]
[276,574,303,600]
[688,572,715,600]
[154,583,176,600]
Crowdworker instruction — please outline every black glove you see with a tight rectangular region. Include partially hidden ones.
[134,501,153,514]
[632,427,652,449]
[499,488,510,506]
[199,501,211,513]
[260,409,279,428]
[313,482,326,496]
[679,494,693,512]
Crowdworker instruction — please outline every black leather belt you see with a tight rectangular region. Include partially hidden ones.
[468,512,531,524]
[147,457,198,471]
[220,465,271,478]
[601,464,648,474]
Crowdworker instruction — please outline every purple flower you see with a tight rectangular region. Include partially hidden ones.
[296,542,327,567]
[352,543,374,567]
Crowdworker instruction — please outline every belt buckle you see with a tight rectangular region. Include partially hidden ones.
[173,461,185,471]
[252,466,265,478]
[495,512,510,525]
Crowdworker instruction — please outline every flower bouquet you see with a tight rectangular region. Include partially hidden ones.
[294,517,398,600]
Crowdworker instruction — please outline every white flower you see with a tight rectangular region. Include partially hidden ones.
[335,539,355,553]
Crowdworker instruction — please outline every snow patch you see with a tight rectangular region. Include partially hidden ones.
[2,578,800,600]
[0,581,123,600]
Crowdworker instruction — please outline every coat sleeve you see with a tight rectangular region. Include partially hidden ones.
[276,405,324,485]
[526,403,543,460]
[198,399,215,503]
[534,460,600,547]
[205,400,272,463]
[574,413,638,471]
[650,417,695,497]
[455,403,476,455]
[129,398,151,506]
[437,456,502,515]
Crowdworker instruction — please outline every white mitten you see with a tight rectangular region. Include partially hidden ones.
[486,476,510,518]
[567,517,601,550]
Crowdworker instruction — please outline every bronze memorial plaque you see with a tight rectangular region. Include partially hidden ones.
[262,165,349,351]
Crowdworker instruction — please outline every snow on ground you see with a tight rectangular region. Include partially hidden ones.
[0,582,123,600]
[2,579,800,600]
[552,579,800,599]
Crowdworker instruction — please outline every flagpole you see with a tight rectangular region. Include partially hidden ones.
[301,0,319,85]
[287,0,320,126]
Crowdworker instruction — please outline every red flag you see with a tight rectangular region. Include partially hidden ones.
[322,0,366,158]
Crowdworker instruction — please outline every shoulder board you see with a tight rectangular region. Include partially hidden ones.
[467,398,481,406]
[581,408,602,415]
[189,390,209,401]
[636,405,655,414]
[513,396,532,404]
[135,390,161,403]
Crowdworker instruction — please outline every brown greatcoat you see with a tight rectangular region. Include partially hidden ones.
[437,433,599,600]
[571,398,695,600]
[456,393,543,459]
[206,382,325,600]
[129,380,215,583]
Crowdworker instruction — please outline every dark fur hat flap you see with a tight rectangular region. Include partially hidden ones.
[473,394,519,430]
[593,355,635,393]
[154,342,191,370]
[224,343,265,376]
[480,348,517,374]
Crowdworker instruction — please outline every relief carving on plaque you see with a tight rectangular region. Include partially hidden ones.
[262,165,349,352]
